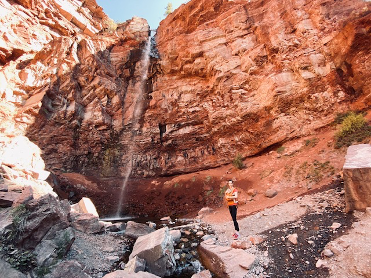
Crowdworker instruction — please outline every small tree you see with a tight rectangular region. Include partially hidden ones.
[164,2,173,16]
[232,154,244,170]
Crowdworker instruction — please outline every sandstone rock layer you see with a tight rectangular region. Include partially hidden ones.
[343,144,371,212]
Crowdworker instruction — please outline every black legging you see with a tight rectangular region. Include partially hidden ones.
[229,205,239,231]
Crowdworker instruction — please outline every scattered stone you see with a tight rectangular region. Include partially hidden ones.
[198,207,214,217]
[147,221,156,229]
[322,249,334,258]
[247,189,257,196]
[196,231,204,236]
[160,216,171,221]
[287,233,298,245]
[247,235,265,245]
[330,222,342,230]
[264,189,278,198]
[316,259,327,268]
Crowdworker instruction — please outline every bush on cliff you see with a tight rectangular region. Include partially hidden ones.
[232,154,244,170]
[335,111,371,148]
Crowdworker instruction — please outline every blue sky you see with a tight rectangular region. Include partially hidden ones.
[96,0,188,29]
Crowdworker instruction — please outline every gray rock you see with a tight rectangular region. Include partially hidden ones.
[71,212,104,234]
[129,227,175,277]
[125,221,155,239]
[14,194,71,249]
[34,227,75,267]
[0,259,27,278]
[170,229,181,243]
[264,189,278,198]
[45,260,91,278]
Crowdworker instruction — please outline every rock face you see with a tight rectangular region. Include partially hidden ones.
[343,144,371,212]
[147,0,371,176]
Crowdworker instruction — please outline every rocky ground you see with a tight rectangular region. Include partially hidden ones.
[62,178,371,278]
[202,180,371,278]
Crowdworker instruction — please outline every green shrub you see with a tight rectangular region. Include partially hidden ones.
[335,112,371,148]
[103,18,117,32]
[276,146,285,154]
[232,154,244,169]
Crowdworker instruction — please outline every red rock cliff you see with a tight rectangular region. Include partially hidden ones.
[143,0,371,175]
[1,0,371,183]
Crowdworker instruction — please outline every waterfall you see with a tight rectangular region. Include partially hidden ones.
[115,34,152,217]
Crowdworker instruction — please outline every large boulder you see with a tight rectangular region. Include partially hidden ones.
[13,194,71,249]
[124,221,155,239]
[70,212,104,234]
[198,240,256,278]
[343,144,371,212]
[129,227,176,277]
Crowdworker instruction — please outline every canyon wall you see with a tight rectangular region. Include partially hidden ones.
[1,0,371,185]
[145,0,371,175]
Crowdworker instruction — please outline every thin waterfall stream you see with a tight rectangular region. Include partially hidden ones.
[115,34,152,218]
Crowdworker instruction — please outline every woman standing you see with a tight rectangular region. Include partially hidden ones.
[225,180,240,239]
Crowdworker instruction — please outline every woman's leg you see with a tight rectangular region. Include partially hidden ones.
[228,205,239,231]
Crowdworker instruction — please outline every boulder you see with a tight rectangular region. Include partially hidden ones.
[125,221,155,239]
[34,227,75,267]
[71,212,104,234]
[45,260,91,278]
[13,194,71,249]
[129,227,176,277]
[71,197,99,217]
[198,241,256,278]
[343,144,371,212]
[0,259,27,278]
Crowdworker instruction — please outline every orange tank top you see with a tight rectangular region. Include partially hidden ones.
[225,188,238,206]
